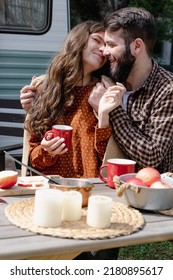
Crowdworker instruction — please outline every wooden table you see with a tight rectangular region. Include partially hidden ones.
[0,180,173,260]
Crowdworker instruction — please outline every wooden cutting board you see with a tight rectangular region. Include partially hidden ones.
[0,176,49,196]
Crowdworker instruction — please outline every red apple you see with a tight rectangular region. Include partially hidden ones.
[150,181,172,188]
[126,177,147,187]
[0,170,18,189]
[136,167,161,187]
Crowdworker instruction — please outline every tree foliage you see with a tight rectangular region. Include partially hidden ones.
[70,0,173,41]
[129,0,173,41]
[70,0,173,64]
[70,0,131,26]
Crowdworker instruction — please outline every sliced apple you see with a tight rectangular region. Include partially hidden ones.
[0,170,18,189]
[17,177,45,187]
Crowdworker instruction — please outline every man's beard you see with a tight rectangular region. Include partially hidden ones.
[110,46,135,84]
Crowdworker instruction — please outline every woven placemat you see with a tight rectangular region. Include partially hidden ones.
[5,198,145,240]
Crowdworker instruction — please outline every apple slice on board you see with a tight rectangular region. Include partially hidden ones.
[17,176,47,187]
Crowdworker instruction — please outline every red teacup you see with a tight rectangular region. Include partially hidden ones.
[99,158,136,188]
[44,125,73,150]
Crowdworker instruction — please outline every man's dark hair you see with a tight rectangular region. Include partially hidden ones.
[104,7,157,56]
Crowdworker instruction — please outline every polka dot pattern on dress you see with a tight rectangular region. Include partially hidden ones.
[29,85,112,178]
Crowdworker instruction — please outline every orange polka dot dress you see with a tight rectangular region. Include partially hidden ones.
[29,85,112,178]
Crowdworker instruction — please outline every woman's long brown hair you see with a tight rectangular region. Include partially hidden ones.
[26,20,109,138]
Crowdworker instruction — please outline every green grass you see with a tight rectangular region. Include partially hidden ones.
[118,241,173,259]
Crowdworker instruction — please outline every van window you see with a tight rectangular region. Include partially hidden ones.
[0,0,52,34]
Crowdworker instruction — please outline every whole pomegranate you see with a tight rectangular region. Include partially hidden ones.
[126,177,147,187]
[136,167,161,187]
[150,181,171,188]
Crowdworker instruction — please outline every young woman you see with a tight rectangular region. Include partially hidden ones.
[22,21,126,260]
[25,21,113,178]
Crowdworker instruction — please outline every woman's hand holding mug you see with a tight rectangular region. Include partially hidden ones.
[42,125,73,156]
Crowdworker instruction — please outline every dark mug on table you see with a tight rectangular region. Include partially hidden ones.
[99,158,136,188]
[44,125,73,150]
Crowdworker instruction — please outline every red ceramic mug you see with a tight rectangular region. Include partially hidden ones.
[99,158,136,188]
[44,125,73,150]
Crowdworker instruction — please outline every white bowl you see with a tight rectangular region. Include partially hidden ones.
[116,173,173,210]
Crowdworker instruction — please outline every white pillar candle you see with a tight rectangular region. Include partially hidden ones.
[33,189,64,228]
[87,195,113,228]
[62,191,82,221]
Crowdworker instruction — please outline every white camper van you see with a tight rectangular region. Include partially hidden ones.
[0,0,70,99]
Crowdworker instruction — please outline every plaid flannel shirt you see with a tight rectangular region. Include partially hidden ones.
[109,60,173,173]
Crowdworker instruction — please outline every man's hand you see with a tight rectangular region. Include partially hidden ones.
[20,85,37,112]
[20,76,37,112]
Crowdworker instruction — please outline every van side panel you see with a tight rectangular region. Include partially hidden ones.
[0,0,69,99]
[0,50,55,99]
[0,1,69,52]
